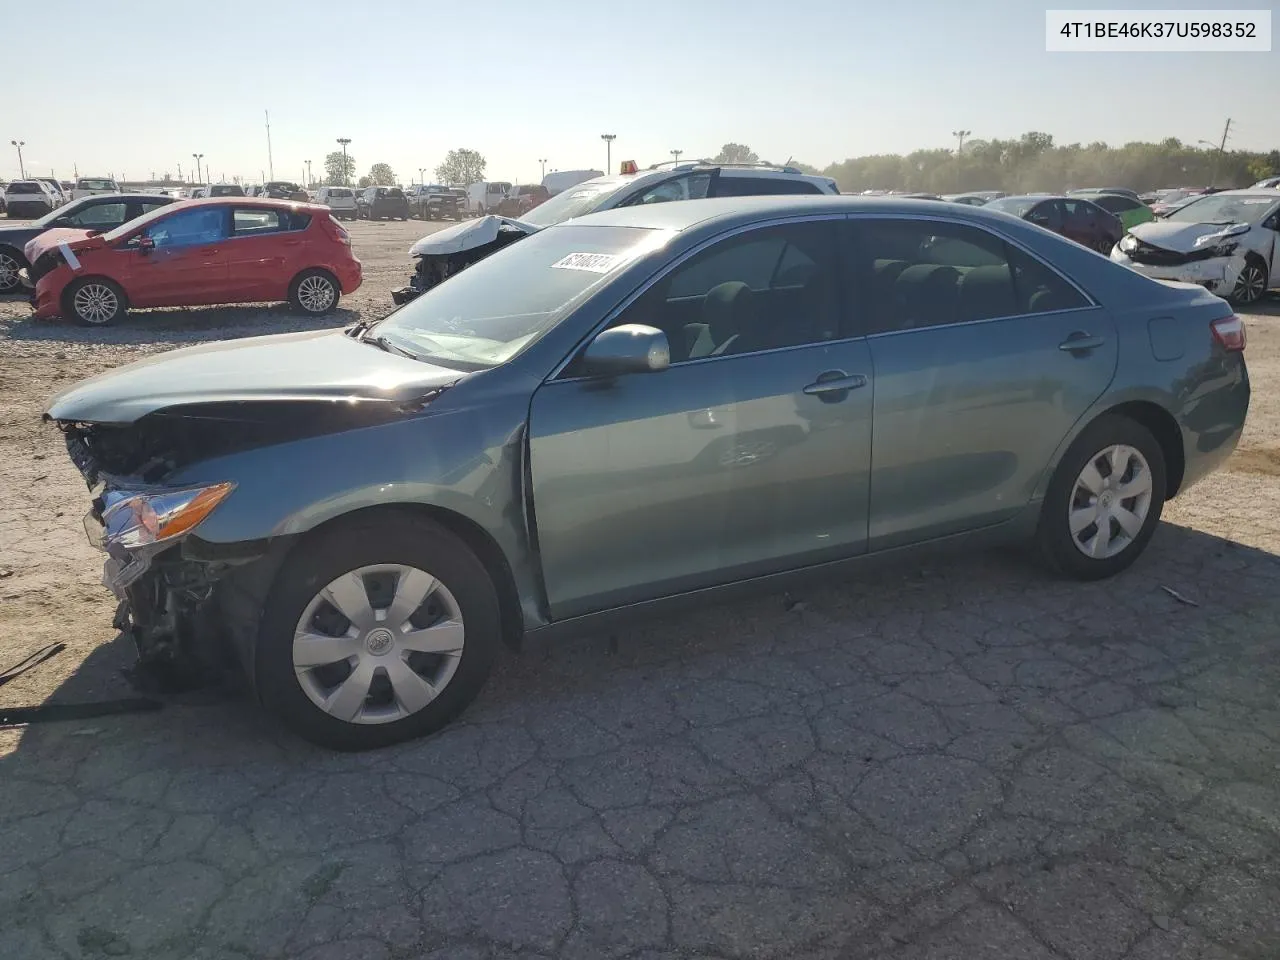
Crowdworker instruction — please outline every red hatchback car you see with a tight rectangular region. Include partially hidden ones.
[27,198,362,325]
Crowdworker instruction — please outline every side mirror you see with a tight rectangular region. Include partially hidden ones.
[580,324,670,376]
[136,236,155,253]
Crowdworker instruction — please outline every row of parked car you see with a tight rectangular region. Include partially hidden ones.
[1,176,122,217]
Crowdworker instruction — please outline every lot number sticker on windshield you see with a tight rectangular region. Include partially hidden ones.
[551,252,624,273]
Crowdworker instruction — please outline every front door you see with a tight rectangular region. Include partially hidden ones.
[528,219,874,619]
[844,216,1117,549]
[126,205,229,306]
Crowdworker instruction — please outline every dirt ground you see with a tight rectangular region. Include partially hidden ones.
[3,220,1280,959]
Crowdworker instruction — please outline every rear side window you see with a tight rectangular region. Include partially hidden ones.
[714,177,823,197]
[844,219,1089,334]
[1092,194,1138,213]
[232,209,311,234]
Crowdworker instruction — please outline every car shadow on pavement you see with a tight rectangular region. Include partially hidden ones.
[3,520,1280,959]
[0,303,360,349]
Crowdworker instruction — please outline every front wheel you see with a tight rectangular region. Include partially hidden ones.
[289,269,340,315]
[0,247,26,293]
[255,513,502,750]
[1229,259,1268,306]
[64,277,127,326]
[1036,414,1166,580]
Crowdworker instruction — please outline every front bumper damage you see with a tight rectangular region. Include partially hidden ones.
[392,216,535,305]
[1111,246,1246,297]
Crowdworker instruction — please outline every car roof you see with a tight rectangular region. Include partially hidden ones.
[566,194,1045,233]
[164,197,327,211]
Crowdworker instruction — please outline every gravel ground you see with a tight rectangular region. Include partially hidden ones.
[1,219,1280,959]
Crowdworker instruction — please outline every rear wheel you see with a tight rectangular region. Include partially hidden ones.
[64,277,126,326]
[255,514,502,750]
[289,269,339,315]
[1036,414,1166,580]
[1229,258,1268,306]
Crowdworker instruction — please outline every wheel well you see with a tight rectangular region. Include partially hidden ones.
[287,504,526,651]
[0,244,28,266]
[290,266,339,297]
[61,275,128,312]
[1101,400,1186,496]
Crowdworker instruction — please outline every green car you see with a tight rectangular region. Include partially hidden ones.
[46,195,1250,750]
[1077,191,1156,231]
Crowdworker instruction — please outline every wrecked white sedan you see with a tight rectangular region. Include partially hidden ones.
[1111,190,1280,306]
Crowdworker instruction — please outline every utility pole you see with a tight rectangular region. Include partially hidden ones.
[336,138,352,186]
[539,158,548,179]
[305,159,312,187]
[670,149,683,164]
[601,134,616,174]
[10,140,25,179]
[1213,118,1231,188]
[177,162,183,182]
[265,110,274,181]
[952,130,971,155]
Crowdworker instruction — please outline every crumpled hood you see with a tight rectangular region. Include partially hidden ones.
[44,328,464,424]
[24,227,96,263]
[408,215,538,257]
[1128,219,1248,253]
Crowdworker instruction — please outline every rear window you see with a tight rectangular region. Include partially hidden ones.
[7,182,41,195]
[209,184,246,197]
[76,178,116,191]
[327,188,352,198]
[386,188,404,198]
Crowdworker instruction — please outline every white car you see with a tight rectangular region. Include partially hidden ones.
[465,181,511,216]
[4,180,60,217]
[71,176,119,199]
[1110,190,1280,306]
[314,185,358,220]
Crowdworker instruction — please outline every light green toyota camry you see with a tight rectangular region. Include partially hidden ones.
[46,195,1249,750]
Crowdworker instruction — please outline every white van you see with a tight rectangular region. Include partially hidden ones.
[314,186,358,220]
[465,181,510,216]
[71,177,120,200]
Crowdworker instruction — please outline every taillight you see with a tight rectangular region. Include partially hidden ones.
[1210,314,1245,351]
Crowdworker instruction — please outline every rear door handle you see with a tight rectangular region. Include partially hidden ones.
[803,370,868,402]
[1058,332,1105,353]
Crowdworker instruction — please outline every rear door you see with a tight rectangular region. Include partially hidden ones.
[127,205,229,306]
[844,216,1117,549]
[224,206,302,301]
[528,218,875,619]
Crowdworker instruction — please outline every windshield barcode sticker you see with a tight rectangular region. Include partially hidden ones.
[551,252,623,273]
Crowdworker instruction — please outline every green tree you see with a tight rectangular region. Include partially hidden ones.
[435,148,487,186]
[368,163,396,186]
[324,150,357,187]
[357,175,372,188]
[713,143,759,164]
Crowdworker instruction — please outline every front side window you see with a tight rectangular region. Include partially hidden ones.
[66,202,127,229]
[611,220,840,362]
[845,218,1088,334]
[144,207,227,248]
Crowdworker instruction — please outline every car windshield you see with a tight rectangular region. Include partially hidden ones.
[518,177,632,227]
[1165,194,1279,224]
[76,179,115,191]
[373,224,669,369]
[985,196,1041,218]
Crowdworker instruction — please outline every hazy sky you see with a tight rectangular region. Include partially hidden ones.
[4,0,1276,186]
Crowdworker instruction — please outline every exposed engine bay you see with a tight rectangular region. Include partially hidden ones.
[392,215,536,306]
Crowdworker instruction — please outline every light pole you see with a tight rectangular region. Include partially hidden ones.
[601,134,616,174]
[336,138,352,186]
[11,140,25,179]
[951,130,971,155]
[539,158,548,180]
[305,159,312,187]
[670,149,682,164]
[192,153,204,185]
[419,167,427,186]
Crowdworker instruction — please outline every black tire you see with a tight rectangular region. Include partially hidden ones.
[1228,257,1268,306]
[288,268,340,315]
[0,246,27,294]
[1036,414,1166,581]
[255,513,502,750]
[63,276,127,326]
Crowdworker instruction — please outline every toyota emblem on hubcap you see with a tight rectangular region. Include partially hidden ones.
[365,628,394,655]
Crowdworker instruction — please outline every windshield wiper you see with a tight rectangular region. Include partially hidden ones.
[347,317,377,339]
[365,334,420,360]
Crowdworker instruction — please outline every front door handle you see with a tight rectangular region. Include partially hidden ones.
[803,370,868,403]
[1058,332,1105,353]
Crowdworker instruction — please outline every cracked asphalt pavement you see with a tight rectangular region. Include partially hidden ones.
[2,220,1279,959]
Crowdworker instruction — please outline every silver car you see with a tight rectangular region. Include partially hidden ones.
[1111,190,1280,305]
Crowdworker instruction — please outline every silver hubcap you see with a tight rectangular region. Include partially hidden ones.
[73,283,118,324]
[293,563,465,725]
[1069,444,1153,560]
[297,275,336,312]
[0,253,18,291]
[1234,264,1266,304]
